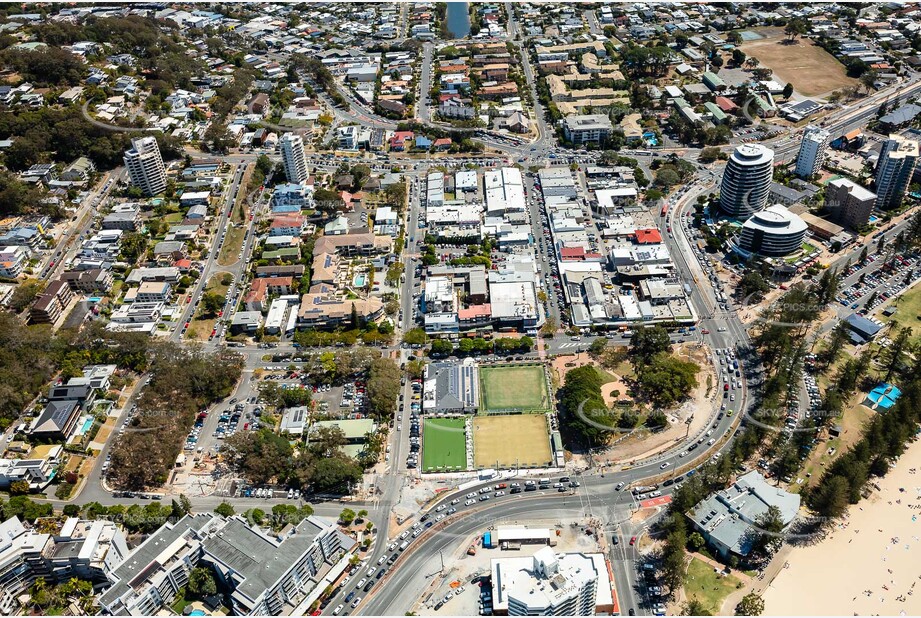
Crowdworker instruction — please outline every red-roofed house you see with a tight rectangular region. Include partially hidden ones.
[434,138,452,151]
[715,96,738,113]
[458,304,492,328]
[634,228,662,244]
[390,131,415,151]
[270,214,306,237]
[560,246,586,261]
[244,276,294,312]
[174,258,193,271]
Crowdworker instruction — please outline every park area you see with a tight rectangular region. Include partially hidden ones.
[422,418,467,472]
[479,364,550,413]
[740,27,856,97]
[472,414,552,469]
[880,281,921,336]
[681,557,742,615]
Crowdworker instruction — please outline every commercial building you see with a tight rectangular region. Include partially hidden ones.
[422,359,480,413]
[561,114,613,145]
[737,205,808,257]
[688,471,800,559]
[97,513,356,616]
[844,312,883,345]
[484,167,526,215]
[824,177,877,230]
[719,144,774,219]
[874,134,918,211]
[123,136,167,196]
[280,133,309,184]
[794,126,830,179]
[490,547,613,616]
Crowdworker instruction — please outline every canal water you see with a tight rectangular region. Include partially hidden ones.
[446,2,470,39]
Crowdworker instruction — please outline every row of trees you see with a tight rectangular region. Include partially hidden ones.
[429,335,534,357]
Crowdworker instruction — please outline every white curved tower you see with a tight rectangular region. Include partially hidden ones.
[738,204,808,257]
[719,144,774,219]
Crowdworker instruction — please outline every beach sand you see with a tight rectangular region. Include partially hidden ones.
[764,438,921,615]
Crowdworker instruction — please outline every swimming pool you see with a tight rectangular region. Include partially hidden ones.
[353,273,368,287]
[189,611,206,617]
[80,417,94,433]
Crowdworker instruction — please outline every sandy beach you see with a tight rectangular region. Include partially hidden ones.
[764,438,921,615]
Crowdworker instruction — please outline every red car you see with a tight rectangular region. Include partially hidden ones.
[629,536,637,546]
[701,329,710,334]
[724,383,730,391]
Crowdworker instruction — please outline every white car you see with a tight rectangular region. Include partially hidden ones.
[659,462,671,470]
[465,499,476,506]
[333,604,344,615]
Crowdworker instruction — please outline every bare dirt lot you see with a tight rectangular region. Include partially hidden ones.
[741,28,856,98]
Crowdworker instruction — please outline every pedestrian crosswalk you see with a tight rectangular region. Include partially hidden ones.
[557,342,583,349]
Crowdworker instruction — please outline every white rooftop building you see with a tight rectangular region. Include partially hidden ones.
[484,167,525,215]
[490,547,613,616]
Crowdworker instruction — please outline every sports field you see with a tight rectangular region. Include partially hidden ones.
[472,414,552,469]
[479,364,550,413]
[422,418,467,472]
[740,27,856,97]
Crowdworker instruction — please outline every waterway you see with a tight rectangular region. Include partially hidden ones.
[446,2,470,39]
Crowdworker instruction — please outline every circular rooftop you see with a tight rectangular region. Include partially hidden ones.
[732,143,775,165]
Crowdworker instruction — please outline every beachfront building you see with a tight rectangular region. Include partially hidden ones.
[687,471,800,560]
[874,134,919,211]
[824,178,877,230]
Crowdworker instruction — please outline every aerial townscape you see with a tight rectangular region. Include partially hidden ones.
[3,1,921,617]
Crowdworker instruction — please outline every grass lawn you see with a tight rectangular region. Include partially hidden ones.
[163,212,184,224]
[422,418,467,471]
[473,414,552,469]
[187,271,232,341]
[740,28,856,97]
[879,279,921,337]
[683,557,741,615]
[479,364,550,412]
[218,225,246,266]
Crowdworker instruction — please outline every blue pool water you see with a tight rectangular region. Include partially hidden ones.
[81,417,94,433]
[353,273,368,287]
[88,296,102,303]
[189,611,206,617]
[869,215,880,223]
[643,132,659,146]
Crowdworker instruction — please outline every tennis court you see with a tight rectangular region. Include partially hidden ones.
[479,364,550,413]
[422,418,468,472]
